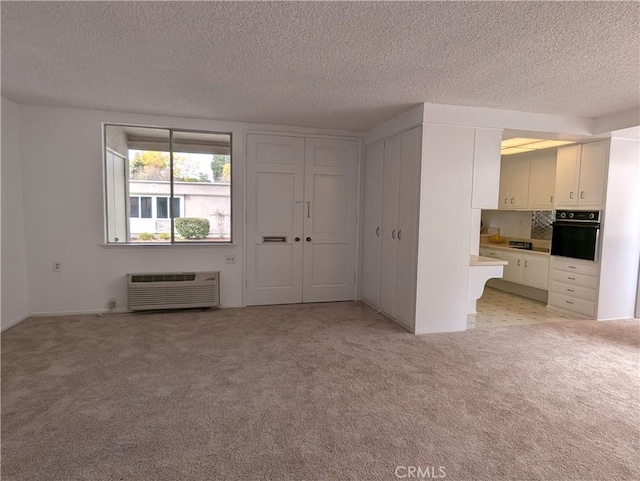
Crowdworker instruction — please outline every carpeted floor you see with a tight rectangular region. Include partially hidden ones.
[2,302,639,481]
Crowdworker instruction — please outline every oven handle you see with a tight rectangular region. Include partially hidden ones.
[552,221,600,229]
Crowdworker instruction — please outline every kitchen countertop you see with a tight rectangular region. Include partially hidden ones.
[479,243,550,257]
[470,255,509,266]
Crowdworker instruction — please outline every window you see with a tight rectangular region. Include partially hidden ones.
[104,125,232,244]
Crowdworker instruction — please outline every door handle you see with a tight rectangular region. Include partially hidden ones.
[565,300,574,305]
[580,191,585,199]
[295,237,300,242]
[306,201,311,218]
[524,260,528,267]
[504,197,508,204]
[567,288,575,292]
[550,195,554,203]
[306,237,312,242]
[569,191,574,199]
[517,259,521,266]
[397,229,402,241]
[511,198,514,204]
[391,229,396,240]
[376,226,380,237]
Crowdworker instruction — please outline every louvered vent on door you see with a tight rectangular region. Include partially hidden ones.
[127,271,220,311]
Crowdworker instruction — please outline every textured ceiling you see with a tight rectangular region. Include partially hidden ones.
[2,1,639,131]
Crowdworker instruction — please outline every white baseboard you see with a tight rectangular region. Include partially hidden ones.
[27,304,241,318]
[1,314,29,332]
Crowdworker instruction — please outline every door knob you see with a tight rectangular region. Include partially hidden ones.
[306,237,312,242]
[295,237,300,242]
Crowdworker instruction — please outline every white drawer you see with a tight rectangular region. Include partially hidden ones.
[479,248,502,259]
[551,269,598,289]
[549,292,595,317]
[550,280,596,302]
[551,257,598,276]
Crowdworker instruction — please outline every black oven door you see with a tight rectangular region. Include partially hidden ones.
[551,221,600,261]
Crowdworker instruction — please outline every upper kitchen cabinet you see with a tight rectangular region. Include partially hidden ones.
[498,157,530,209]
[471,128,503,209]
[527,150,556,209]
[555,141,608,208]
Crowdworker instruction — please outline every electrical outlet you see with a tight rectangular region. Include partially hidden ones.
[108,298,116,309]
[52,261,62,272]
[225,255,236,264]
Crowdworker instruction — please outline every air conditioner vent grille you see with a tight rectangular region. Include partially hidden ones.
[131,273,197,283]
[126,271,219,311]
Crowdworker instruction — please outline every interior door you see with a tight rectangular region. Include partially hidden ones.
[379,134,401,316]
[303,138,359,302]
[360,140,384,306]
[246,134,305,305]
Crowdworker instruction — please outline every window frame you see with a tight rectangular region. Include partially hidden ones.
[103,123,233,246]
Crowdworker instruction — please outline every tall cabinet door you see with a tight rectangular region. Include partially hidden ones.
[394,127,421,328]
[379,134,401,316]
[555,144,581,206]
[246,134,305,305]
[303,138,359,303]
[360,141,384,306]
[578,141,607,206]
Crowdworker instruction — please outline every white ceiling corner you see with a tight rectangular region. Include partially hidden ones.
[1,1,638,131]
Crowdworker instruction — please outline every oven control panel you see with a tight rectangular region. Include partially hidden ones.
[555,210,600,222]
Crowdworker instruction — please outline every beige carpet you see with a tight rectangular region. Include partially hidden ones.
[2,302,639,481]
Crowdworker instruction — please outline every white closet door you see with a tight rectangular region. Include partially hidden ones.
[246,134,305,305]
[361,140,384,306]
[303,138,359,302]
[379,134,401,316]
[394,127,421,328]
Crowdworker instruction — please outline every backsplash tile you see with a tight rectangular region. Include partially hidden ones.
[531,211,553,240]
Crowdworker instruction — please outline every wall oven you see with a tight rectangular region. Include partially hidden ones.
[551,210,601,261]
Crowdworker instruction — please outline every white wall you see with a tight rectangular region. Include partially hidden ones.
[414,123,475,334]
[19,104,359,315]
[597,138,640,320]
[481,210,532,238]
[1,97,29,329]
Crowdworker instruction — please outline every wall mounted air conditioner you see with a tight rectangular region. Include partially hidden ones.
[127,271,220,311]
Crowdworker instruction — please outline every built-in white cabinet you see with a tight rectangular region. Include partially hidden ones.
[555,141,608,208]
[479,247,549,290]
[527,151,556,209]
[548,256,599,317]
[499,150,557,210]
[499,158,530,209]
[361,127,421,330]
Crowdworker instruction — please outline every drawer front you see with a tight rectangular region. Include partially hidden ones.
[549,292,595,317]
[551,257,598,276]
[479,248,502,259]
[551,269,598,289]
[550,280,596,302]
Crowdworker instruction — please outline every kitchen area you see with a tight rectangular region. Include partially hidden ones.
[468,135,635,329]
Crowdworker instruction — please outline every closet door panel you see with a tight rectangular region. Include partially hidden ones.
[379,134,401,316]
[360,141,384,306]
[394,127,421,328]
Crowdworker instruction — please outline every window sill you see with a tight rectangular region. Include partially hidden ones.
[101,242,236,248]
